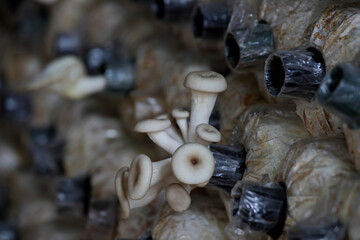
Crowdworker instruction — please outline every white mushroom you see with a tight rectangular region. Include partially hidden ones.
[184,71,227,142]
[127,155,177,200]
[25,56,107,99]
[115,167,131,219]
[115,162,177,219]
[172,108,190,142]
[155,114,184,144]
[166,183,191,212]
[134,118,182,154]
[195,123,221,146]
[172,143,215,185]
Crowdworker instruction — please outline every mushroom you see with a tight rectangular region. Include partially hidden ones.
[115,163,176,219]
[166,183,191,212]
[171,143,215,185]
[171,108,190,142]
[127,155,177,200]
[134,118,183,154]
[25,56,107,99]
[195,123,221,146]
[184,71,227,142]
[155,114,184,144]
[114,167,131,219]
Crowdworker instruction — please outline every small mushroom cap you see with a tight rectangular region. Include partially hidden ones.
[127,154,153,200]
[155,114,169,120]
[172,108,190,119]
[115,167,131,219]
[166,183,191,212]
[172,143,215,185]
[184,71,227,93]
[134,118,171,133]
[196,124,221,143]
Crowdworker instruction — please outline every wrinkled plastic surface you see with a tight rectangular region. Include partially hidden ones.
[259,0,331,50]
[295,100,344,137]
[317,63,360,129]
[64,115,125,177]
[225,21,274,69]
[288,218,347,240]
[152,0,195,21]
[309,5,360,69]
[218,73,264,144]
[344,126,360,172]
[230,104,311,182]
[265,48,326,100]
[208,144,246,191]
[193,1,230,39]
[228,181,286,239]
[281,138,355,227]
[287,177,360,240]
[152,194,228,240]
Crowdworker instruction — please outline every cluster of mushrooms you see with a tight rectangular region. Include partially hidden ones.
[115,70,227,218]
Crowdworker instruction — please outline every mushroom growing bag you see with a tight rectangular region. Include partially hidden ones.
[231,104,311,182]
[281,137,355,227]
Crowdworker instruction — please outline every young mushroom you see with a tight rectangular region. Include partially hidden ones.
[127,155,177,200]
[171,108,190,142]
[195,123,221,146]
[184,71,227,142]
[25,56,107,99]
[134,118,183,154]
[171,143,215,185]
[165,183,192,212]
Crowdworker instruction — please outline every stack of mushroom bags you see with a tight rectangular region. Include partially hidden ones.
[1,0,360,239]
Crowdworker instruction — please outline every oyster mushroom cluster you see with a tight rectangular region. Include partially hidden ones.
[115,70,227,219]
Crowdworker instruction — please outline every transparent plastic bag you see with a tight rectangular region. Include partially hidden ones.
[152,194,228,240]
[230,104,311,182]
[307,4,360,69]
[218,73,265,145]
[281,138,355,227]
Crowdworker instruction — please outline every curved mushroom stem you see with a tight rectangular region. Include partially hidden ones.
[115,162,178,219]
[185,71,227,142]
[148,131,182,154]
[155,114,184,145]
[188,92,217,142]
[172,108,189,142]
[134,119,183,154]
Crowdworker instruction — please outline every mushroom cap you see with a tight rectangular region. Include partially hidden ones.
[196,124,221,143]
[172,108,190,119]
[155,114,170,120]
[115,167,131,219]
[128,154,153,200]
[184,71,227,93]
[172,143,215,185]
[134,118,171,133]
[166,183,191,212]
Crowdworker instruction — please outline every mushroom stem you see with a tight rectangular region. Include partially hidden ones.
[134,119,182,154]
[184,71,227,142]
[155,114,184,144]
[171,108,189,142]
[148,131,182,154]
[188,92,218,142]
